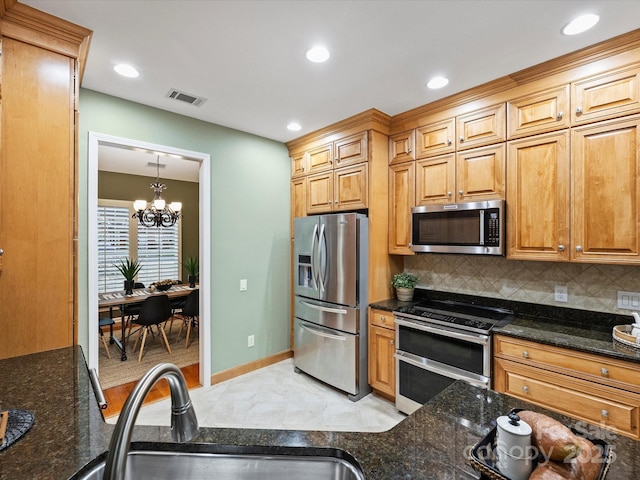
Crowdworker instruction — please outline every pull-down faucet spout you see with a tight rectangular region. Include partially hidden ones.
[102,363,199,480]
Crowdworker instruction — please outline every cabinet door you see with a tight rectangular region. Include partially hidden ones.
[389,130,416,165]
[307,142,334,174]
[334,131,368,168]
[507,85,570,139]
[572,64,640,125]
[507,131,570,261]
[368,322,396,399]
[572,116,640,264]
[334,163,368,211]
[290,177,306,234]
[415,118,455,158]
[306,171,333,214]
[290,152,307,178]
[415,154,455,205]
[456,103,506,150]
[456,143,505,202]
[389,161,415,255]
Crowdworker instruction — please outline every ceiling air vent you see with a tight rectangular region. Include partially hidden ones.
[165,88,207,107]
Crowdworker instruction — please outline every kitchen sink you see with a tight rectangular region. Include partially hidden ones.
[71,443,365,480]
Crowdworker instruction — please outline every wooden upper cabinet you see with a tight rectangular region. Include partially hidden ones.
[507,85,570,139]
[306,171,333,214]
[389,161,415,255]
[416,154,455,205]
[415,118,455,158]
[572,64,640,126]
[507,131,570,261]
[389,130,415,165]
[291,152,307,178]
[334,131,368,168]
[456,143,505,202]
[456,103,506,150]
[307,142,334,174]
[290,177,306,233]
[334,163,368,211]
[571,115,640,264]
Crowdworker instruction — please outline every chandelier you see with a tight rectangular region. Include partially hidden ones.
[132,155,182,228]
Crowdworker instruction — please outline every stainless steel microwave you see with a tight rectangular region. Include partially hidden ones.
[411,200,505,255]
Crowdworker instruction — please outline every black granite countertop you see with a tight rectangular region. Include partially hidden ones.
[1,346,639,479]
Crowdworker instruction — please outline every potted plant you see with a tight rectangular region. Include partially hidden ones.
[183,256,199,288]
[114,258,142,294]
[391,272,419,301]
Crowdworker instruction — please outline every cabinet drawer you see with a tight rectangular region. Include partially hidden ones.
[370,309,394,330]
[498,362,638,437]
[494,336,640,393]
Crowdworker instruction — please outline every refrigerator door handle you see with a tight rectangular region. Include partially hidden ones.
[317,222,326,292]
[299,300,348,315]
[310,223,319,290]
[300,322,347,341]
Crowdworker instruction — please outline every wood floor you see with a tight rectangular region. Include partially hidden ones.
[103,363,200,419]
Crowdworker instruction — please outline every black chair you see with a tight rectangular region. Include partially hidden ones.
[131,294,173,362]
[122,282,145,342]
[176,289,199,348]
[98,317,115,359]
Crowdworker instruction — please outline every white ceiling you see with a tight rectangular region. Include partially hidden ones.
[22,0,640,178]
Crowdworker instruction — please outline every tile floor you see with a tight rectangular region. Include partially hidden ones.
[109,358,407,432]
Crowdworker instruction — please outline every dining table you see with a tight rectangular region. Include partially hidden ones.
[98,284,197,361]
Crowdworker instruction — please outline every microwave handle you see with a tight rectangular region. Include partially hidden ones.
[479,209,485,246]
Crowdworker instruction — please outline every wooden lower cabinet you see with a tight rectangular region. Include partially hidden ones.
[368,308,396,400]
[494,335,640,439]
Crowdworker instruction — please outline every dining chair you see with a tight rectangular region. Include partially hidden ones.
[131,294,173,362]
[98,317,115,359]
[122,282,145,343]
[175,289,199,348]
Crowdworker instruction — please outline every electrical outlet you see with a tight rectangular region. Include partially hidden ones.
[248,335,255,347]
[554,285,568,303]
[240,279,247,291]
[617,291,640,310]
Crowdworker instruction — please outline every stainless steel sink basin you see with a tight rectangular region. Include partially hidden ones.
[72,443,365,480]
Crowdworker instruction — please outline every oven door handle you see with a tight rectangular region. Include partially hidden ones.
[299,322,347,341]
[395,317,489,345]
[395,351,490,387]
[300,300,348,315]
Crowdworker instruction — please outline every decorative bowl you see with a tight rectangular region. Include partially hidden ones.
[156,283,172,291]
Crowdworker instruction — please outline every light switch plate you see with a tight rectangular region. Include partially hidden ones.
[617,291,640,310]
[240,279,247,291]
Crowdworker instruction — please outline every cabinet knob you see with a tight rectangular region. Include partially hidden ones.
[302,166,305,171]
[459,136,464,143]
[576,107,583,114]
[390,339,394,346]
[601,410,609,418]
[447,139,452,146]
[458,190,463,197]
[334,200,338,204]
[558,245,565,252]
[522,385,529,393]
[407,148,412,154]
[522,351,529,359]
[334,157,338,163]
[0,248,3,257]
[557,111,564,119]
[576,245,583,252]
[329,159,333,164]
[601,367,609,376]
[447,191,452,197]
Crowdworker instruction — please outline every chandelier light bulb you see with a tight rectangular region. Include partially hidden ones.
[133,199,147,211]
[153,198,166,210]
[169,202,182,212]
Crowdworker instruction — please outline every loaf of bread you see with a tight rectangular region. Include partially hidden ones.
[529,461,572,479]
[567,436,601,480]
[517,410,582,461]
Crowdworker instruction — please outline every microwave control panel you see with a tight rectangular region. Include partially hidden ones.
[485,210,500,246]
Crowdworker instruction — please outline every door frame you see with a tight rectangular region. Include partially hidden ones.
[87,131,212,387]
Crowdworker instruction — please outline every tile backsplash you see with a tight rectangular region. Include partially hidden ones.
[404,254,640,315]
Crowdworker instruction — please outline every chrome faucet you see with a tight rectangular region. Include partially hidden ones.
[102,363,199,480]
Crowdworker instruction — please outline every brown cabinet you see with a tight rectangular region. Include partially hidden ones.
[307,131,368,175]
[494,335,640,439]
[291,151,307,178]
[415,154,455,205]
[306,163,368,214]
[415,118,455,159]
[388,161,415,255]
[506,130,570,261]
[389,130,415,165]
[571,115,640,264]
[368,308,395,399]
[456,103,506,150]
[572,64,640,126]
[291,177,306,231]
[507,85,570,139]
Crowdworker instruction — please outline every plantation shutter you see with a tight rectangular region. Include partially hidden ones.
[137,224,180,285]
[97,202,132,293]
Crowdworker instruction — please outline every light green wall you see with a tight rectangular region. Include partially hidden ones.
[79,88,291,373]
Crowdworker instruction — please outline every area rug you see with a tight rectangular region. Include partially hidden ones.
[98,322,199,390]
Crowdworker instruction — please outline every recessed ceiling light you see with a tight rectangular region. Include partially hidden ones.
[287,122,302,131]
[426,76,449,89]
[114,63,139,78]
[562,14,600,35]
[306,46,330,63]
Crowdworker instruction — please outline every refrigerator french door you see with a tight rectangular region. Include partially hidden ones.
[293,213,371,401]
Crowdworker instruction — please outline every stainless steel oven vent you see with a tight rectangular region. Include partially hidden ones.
[165,88,207,107]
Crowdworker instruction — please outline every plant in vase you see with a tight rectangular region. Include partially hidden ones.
[183,256,199,288]
[391,272,419,301]
[114,258,142,294]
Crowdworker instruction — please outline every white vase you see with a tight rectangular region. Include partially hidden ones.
[396,287,414,302]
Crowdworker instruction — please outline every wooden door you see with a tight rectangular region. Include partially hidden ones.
[507,131,570,261]
[572,115,640,264]
[307,142,333,174]
[507,85,570,139]
[334,163,368,211]
[0,38,76,359]
[306,171,333,214]
[456,143,505,202]
[290,177,306,234]
[290,152,307,178]
[388,161,415,255]
[456,103,506,150]
[415,118,455,158]
[415,154,455,205]
[389,130,415,165]
[334,131,368,168]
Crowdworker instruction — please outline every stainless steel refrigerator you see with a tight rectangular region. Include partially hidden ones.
[293,212,371,401]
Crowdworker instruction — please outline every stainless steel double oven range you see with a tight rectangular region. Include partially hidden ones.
[393,298,514,415]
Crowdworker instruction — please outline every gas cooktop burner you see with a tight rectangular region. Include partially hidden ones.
[395,299,515,334]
